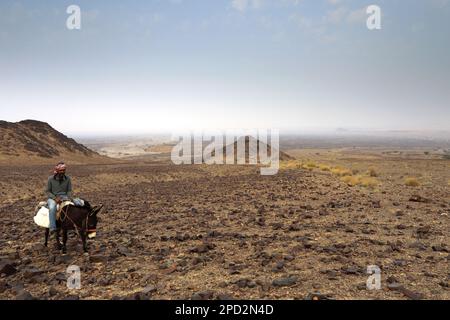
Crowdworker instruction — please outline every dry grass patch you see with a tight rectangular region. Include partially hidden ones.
[341,175,361,186]
[331,167,352,177]
[367,167,378,177]
[279,160,308,170]
[360,176,379,188]
[279,160,300,170]
[318,164,331,172]
[404,177,420,187]
[340,175,379,188]
[305,161,317,169]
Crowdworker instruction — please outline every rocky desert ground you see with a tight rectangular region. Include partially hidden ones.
[0,144,449,300]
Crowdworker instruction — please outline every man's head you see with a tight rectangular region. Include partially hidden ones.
[54,162,67,175]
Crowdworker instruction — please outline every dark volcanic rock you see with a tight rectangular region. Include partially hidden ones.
[305,292,331,300]
[191,290,214,300]
[0,280,9,293]
[15,290,34,300]
[272,276,297,287]
[0,263,17,276]
[23,267,44,279]
[388,282,424,300]
[142,285,157,295]
[89,255,109,264]
[432,245,448,253]
[409,195,431,203]
[55,255,73,265]
[216,293,234,300]
[341,266,362,275]
[48,286,58,297]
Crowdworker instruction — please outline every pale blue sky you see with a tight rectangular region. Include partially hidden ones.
[0,0,449,135]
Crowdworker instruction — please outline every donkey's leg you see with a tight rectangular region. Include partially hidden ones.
[80,229,88,253]
[44,228,49,247]
[55,229,62,250]
[62,229,68,254]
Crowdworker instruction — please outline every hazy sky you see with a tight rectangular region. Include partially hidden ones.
[0,0,449,135]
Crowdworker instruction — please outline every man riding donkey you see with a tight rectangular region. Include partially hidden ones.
[43,161,102,253]
[46,162,83,235]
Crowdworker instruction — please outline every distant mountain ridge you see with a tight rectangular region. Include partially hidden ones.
[0,120,101,162]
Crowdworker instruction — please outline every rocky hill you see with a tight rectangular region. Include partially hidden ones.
[0,120,102,163]
[215,136,294,163]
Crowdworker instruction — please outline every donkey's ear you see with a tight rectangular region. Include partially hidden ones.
[95,204,104,215]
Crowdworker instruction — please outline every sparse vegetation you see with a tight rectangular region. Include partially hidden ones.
[367,167,378,177]
[341,175,361,186]
[279,160,299,170]
[305,161,317,169]
[405,177,420,187]
[318,164,331,172]
[331,167,352,177]
[341,175,379,188]
[360,176,379,188]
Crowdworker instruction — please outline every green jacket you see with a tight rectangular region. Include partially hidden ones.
[46,175,72,199]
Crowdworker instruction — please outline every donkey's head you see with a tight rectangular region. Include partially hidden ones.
[87,205,103,238]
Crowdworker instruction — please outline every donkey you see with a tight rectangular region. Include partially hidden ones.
[44,201,103,254]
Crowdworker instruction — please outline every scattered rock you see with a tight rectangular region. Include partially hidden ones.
[305,292,331,300]
[409,195,431,203]
[55,255,73,265]
[89,255,109,264]
[272,276,297,287]
[393,259,408,267]
[432,245,448,253]
[0,263,17,276]
[117,246,132,256]
[142,285,157,295]
[15,290,34,300]
[48,286,58,297]
[234,278,256,289]
[341,266,361,275]
[0,280,8,293]
[216,293,234,300]
[191,290,214,300]
[54,272,66,283]
[356,283,367,290]
[388,282,424,300]
[416,226,431,239]
[408,242,427,251]
[190,243,214,253]
[23,267,43,279]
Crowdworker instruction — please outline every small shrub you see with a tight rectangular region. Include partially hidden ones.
[341,175,361,186]
[360,177,379,188]
[368,167,378,177]
[318,164,331,172]
[405,177,420,187]
[280,160,304,170]
[305,161,317,169]
[331,167,352,177]
[340,175,379,188]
